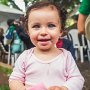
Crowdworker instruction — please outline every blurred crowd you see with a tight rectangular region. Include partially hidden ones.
[0,15,34,53]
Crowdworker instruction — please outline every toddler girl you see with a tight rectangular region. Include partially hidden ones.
[9,1,84,90]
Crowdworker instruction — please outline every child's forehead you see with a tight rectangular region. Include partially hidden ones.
[28,6,60,20]
[28,6,61,24]
[30,5,58,12]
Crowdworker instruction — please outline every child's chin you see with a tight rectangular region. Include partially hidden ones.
[39,47,51,51]
[38,44,52,50]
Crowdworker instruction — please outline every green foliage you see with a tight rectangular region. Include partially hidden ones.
[66,19,74,28]
[0,66,11,90]
[0,0,9,5]
[0,84,9,90]
[0,66,12,76]
[0,0,81,17]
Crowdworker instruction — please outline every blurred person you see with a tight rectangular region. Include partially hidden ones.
[14,16,34,49]
[5,19,24,54]
[77,0,90,58]
[56,30,76,59]
[0,27,8,51]
[78,0,90,35]
[0,27,4,43]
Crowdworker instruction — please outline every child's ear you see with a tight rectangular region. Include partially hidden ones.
[60,30,63,37]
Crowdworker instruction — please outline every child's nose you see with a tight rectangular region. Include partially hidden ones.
[40,27,48,36]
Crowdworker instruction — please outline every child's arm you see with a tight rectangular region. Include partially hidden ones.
[9,80,26,90]
[62,51,84,90]
[9,51,28,90]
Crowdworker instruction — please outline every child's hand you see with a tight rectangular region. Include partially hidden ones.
[48,86,68,90]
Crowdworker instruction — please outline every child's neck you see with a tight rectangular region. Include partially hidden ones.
[33,47,62,61]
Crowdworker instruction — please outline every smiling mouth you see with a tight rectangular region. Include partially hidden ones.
[38,39,51,42]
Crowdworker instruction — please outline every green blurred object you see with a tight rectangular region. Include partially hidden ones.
[0,84,9,90]
[0,66,12,90]
[0,66,12,76]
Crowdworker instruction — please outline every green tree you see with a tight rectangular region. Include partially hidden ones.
[49,0,80,13]
[0,0,81,15]
[0,0,9,5]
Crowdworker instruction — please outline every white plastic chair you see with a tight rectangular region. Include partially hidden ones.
[68,29,87,63]
[86,39,90,61]
[7,44,11,64]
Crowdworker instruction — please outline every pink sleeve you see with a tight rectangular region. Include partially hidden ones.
[9,50,28,83]
[63,51,85,90]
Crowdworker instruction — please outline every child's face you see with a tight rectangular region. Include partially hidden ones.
[28,6,61,50]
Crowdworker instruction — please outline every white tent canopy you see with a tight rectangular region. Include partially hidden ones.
[0,4,24,30]
[0,4,24,14]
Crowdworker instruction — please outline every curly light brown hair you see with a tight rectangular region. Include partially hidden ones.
[24,1,67,32]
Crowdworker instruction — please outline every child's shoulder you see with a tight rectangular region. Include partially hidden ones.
[15,48,34,63]
[58,48,74,63]
[59,48,69,53]
[17,48,34,59]
[59,48,72,57]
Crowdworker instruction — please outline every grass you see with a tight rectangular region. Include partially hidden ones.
[0,65,12,90]
[0,66,12,76]
[0,84,9,90]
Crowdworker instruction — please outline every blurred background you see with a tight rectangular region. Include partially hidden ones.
[0,0,90,90]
